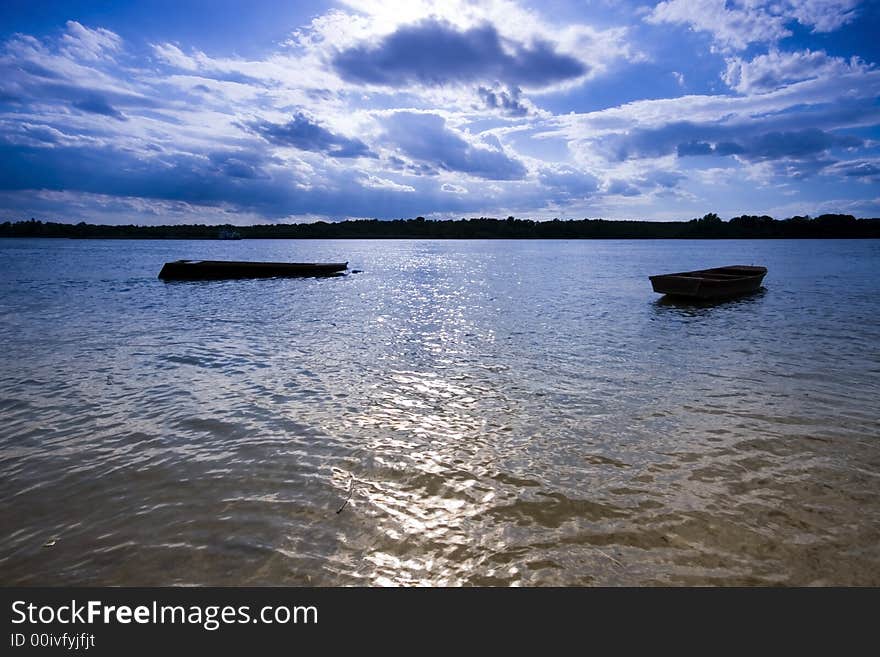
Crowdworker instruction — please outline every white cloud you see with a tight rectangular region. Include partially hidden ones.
[788,0,860,31]
[151,43,200,69]
[646,0,860,51]
[60,21,122,61]
[359,174,416,191]
[647,0,789,50]
[545,66,880,143]
[723,49,871,94]
[0,1,876,223]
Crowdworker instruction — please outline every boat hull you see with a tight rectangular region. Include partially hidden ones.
[158,260,348,280]
[649,265,767,300]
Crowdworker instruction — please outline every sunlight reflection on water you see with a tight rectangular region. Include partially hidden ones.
[1,238,879,585]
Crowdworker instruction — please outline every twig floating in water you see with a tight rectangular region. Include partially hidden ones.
[336,477,355,514]
[593,547,623,568]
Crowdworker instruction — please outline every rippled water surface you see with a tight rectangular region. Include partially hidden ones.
[1,238,879,585]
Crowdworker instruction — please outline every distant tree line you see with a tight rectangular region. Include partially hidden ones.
[1,213,878,239]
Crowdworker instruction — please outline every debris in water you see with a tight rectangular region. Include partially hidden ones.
[336,478,355,514]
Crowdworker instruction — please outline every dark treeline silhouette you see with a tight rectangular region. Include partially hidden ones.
[2,213,879,239]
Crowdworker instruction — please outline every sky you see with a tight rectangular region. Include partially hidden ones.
[0,0,878,224]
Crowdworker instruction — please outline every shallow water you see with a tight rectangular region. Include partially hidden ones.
[1,238,878,585]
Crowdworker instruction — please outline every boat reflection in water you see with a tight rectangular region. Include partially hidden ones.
[653,288,768,315]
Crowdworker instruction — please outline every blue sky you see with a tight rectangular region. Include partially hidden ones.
[0,0,878,224]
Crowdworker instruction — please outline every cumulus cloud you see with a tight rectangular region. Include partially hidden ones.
[723,49,870,94]
[249,112,374,158]
[332,19,587,89]
[477,85,531,117]
[647,0,860,51]
[788,0,860,31]
[383,112,527,180]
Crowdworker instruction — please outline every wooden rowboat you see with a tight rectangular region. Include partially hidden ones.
[158,260,348,280]
[649,265,767,299]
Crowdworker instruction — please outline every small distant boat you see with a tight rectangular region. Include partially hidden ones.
[158,260,348,280]
[649,265,767,299]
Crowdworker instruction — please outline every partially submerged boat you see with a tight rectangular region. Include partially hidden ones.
[158,260,348,280]
[649,265,767,299]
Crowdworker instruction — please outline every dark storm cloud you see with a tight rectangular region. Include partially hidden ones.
[384,112,527,180]
[333,19,587,88]
[249,112,374,158]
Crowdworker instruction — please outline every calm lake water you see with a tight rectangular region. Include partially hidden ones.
[1,238,878,586]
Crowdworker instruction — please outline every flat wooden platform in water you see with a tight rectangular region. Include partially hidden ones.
[158,260,348,280]
[649,265,767,299]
